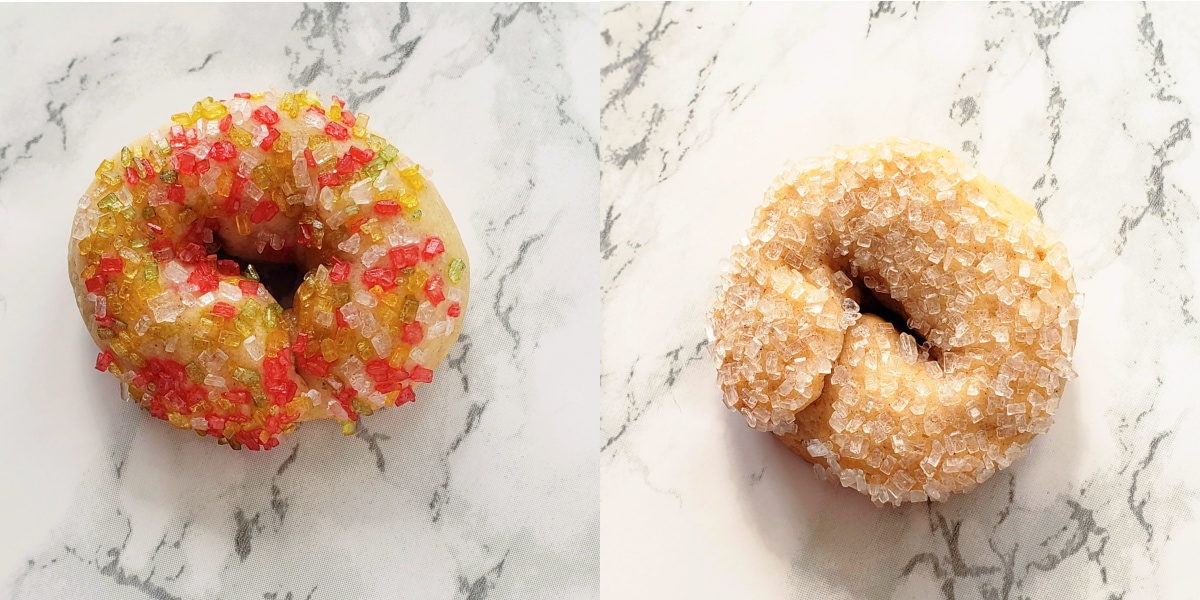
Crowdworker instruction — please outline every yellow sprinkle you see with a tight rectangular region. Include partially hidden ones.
[388,348,408,369]
[171,112,193,126]
[235,214,251,236]
[216,171,233,196]
[229,126,252,149]
[320,338,339,363]
[355,340,374,361]
[219,330,241,348]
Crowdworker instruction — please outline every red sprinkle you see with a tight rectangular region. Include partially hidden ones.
[218,114,232,132]
[260,127,281,151]
[317,171,342,187]
[294,332,310,354]
[388,244,421,269]
[239,280,259,297]
[335,153,357,176]
[250,199,280,224]
[410,365,434,383]
[195,158,211,175]
[447,302,461,318]
[365,359,392,382]
[95,350,116,372]
[401,321,424,345]
[329,257,351,283]
[175,151,197,174]
[299,354,332,377]
[85,275,106,294]
[169,125,187,148]
[423,237,445,260]
[184,128,199,147]
[304,147,317,168]
[168,183,186,204]
[362,266,397,290]
[347,146,374,164]
[335,306,349,328]
[296,223,314,247]
[373,201,400,216]
[230,176,246,200]
[209,141,238,162]
[341,110,356,128]
[99,256,124,274]
[216,259,241,276]
[396,386,416,405]
[223,390,252,405]
[150,240,174,262]
[187,261,219,293]
[124,166,139,185]
[206,414,227,433]
[212,302,237,318]
[234,92,252,99]
[424,274,445,305]
[252,105,280,126]
[325,121,350,140]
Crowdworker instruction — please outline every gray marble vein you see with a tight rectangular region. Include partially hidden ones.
[0,3,598,599]
[601,2,1200,598]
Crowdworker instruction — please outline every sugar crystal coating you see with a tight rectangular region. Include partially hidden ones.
[69,90,470,450]
[707,138,1080,505]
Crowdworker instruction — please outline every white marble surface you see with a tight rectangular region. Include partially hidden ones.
[601,3,1200,599]
[0,3,597,599]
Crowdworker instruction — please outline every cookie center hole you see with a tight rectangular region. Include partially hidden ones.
[213,245,305,310]
[857,284,928,349]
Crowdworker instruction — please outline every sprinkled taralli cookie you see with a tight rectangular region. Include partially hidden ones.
[69,90,469,450]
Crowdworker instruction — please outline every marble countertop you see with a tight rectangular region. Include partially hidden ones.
[0,3,598,599]
[601,3,1200,599]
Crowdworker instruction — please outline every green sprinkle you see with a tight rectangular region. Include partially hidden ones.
[142,207,157,219]
[97,328,115,340]
[244,264,260,281]
[411,209,422,221]
[129,237,148,249]
[143,261,158,281]
[233,367,260,386]
[447,258,465,284]
[362,157,385,177]
[97,193,121,212]
[120,147,132,167]
[264,303,282,329]
[159,169,178,184]
[380,145,399,163]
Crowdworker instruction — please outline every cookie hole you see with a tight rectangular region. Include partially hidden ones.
[857,284,929,350]
[213,245,305,309]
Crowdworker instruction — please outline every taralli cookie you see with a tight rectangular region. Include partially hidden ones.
[707,138,1080,505]
[69,90,469,450]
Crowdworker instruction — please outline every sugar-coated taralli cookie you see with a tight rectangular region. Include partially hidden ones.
[707,138,1080,505]
[69,90,469,450]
